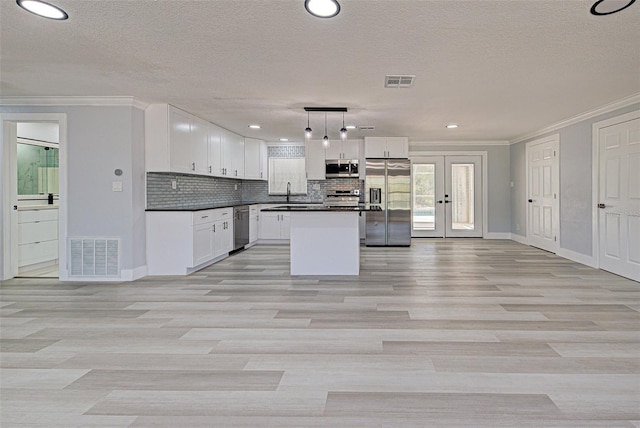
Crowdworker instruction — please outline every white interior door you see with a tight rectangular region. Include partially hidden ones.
[598,117,640,281]
[412,155,482,238]
[526,136,559,253]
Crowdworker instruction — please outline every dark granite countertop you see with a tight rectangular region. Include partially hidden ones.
[261,205,381,212]
[146,201,324,212]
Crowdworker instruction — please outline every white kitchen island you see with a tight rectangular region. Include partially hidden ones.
[261,206,373,275]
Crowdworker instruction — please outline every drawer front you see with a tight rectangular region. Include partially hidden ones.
[19,209,59,223]
[19,240,58,267]
[18,221,58,245]
[211,207,233,222]
[193,210,216,225]
[192,208,233,225]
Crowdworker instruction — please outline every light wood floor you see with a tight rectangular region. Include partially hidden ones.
[1,239,639,427]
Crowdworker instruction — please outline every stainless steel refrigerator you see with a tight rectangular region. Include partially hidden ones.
[365,159,411,246]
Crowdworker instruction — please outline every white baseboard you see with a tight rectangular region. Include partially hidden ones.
[556,248,597,268]
[256,239,289,245]
[484,233,511,240]
[511,233,528,245]
[121,265,148,281]
[62,276,124,282]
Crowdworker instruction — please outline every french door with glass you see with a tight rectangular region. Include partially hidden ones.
[412,155,482,238]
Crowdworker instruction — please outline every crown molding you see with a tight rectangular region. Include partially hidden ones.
[510,93,640,144]
[410,140,510,147]
[0,96,149,110]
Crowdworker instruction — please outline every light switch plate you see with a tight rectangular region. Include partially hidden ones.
[112,181,123,192]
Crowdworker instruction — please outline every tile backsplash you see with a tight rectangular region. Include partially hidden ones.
[146,172,242,209]
[147,172,364,209]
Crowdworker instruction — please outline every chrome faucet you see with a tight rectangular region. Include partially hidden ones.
[286,182,291,203]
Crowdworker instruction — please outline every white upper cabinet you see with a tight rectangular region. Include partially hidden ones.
[219,129,245,178]
[145,103,247,178]
[191,116,210,175]
[244,138,267,180]
[233,133,245,178]
[167,107,193,173]
[145,104,209,174]
[305,141,326,180]
[325,139,360,160]
[208,123,222,176]
[364,136,408,158]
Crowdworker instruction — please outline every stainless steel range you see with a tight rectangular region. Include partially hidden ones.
[325,189,361,207]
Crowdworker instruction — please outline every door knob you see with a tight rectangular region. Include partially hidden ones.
[528,199,533,203]
[598,203,607,209]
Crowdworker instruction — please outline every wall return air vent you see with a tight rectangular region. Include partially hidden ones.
[69,238,120,278]
[385,75,416,88]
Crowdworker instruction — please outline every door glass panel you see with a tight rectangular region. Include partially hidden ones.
[412,163,435,230]
[451,163,474,230]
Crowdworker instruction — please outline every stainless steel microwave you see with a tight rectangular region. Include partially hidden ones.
[325,159,359,178]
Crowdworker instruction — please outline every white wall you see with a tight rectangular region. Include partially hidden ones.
[17,122,59,143]
[1,104,147,279]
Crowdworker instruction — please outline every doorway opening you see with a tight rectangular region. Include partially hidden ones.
[1,113,66,281]
[411,155,483,238]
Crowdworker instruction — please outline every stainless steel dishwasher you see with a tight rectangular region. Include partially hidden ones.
[233,205,250,251]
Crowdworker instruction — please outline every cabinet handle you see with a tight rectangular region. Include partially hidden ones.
[213,224,216,232]
[191,162,195,171]
[201,215,208,219]
[209,166,212,173]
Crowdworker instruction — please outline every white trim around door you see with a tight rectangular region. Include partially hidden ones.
[1,113,68,281]
[410,151,487,239]
[592,110,640,282]
[525,134,560,253]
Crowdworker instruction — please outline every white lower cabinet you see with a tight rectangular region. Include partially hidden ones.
[259,207,290,240]
[18,208,59,270]
[213,217,234,257]
[249,205,259,244]
[147,207,233,275]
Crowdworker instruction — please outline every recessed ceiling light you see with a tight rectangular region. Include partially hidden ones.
[248,124,261,129]
[305,0,341,18]
[446,124,459,129]
[590,0,636,15]
[16,0,68,20]
[346,125,357,130]
[279,138,289,142]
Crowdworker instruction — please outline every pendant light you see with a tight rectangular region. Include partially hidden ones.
[304,111,312,140]
[340,112,348,140]
[322,112,330,149]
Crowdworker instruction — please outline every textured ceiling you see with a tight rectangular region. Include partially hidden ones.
[1,0,639,142]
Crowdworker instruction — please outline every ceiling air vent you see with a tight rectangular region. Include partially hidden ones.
[385,75,416,88]
[359,126,375,131]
